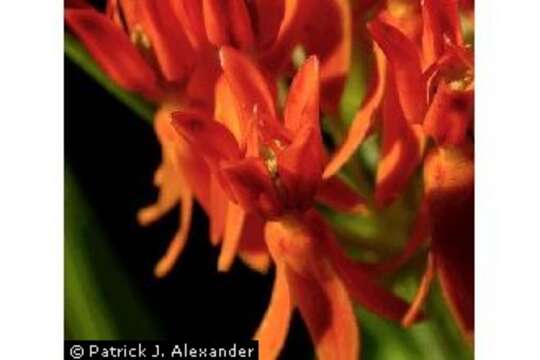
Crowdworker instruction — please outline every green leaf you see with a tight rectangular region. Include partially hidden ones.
[64,33,156,125]
[65,167,160,339]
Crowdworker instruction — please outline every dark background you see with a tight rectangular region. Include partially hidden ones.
[64,8,311,358]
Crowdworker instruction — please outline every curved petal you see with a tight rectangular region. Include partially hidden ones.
[170,0,208,51]
[226,0,256,50]
[323,43,386,179]
[402,252,435,327]
[424,144,474,340]
[202,0,230,47]
[218,202,246,271]
[238,214,270,273]
[254,258,293,360]
[265,219,360,360]
[368,19,426,124]
[375,72,425,207]
[65,9,159,98]
[209,176,228,245]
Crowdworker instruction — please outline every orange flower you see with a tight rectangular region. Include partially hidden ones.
[172,47,413,359]
[323,0,474,339]
[65,0,354,275]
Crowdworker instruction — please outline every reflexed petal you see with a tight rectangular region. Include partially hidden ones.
[209,176,228,245]
[65,9,159,98]
[303,0,352,112]
[254,258,293,360]
[284,56,320,134]
[238,214,270,273]
[265,219,359,360]
[316,177,367,213]
[171,0,208,50]
[375,72,424,207]
[140,0,194,82]
[424,144,474,340]
[368,19,426,124]
[323,44,386,179]
[218,202,246,272]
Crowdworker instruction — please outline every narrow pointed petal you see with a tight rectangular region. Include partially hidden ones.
[375,73,425,207]
[424,82,473,145]
[202,0,230,47]
[424,144,474,340]
[171,111,241,166]
[323,44,386,179]
[238,214,270,273]
[220,46,278,122]
[402,252,435,327]
[254,259,293,360]
[265,219,359,360]
[220,158,282,218]
[368,19,426,124]
[153,191,194,278]
[316,176,367,213]
[284,56,320,134]
[303,0,352,112]
[218,202,246,272]
[209,176,228,245]
[65,9,159,97]
[171,0,208,50]
[226,0,256,50]
[140,0,194,82]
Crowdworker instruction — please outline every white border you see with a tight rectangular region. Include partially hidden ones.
[0,1,63,358]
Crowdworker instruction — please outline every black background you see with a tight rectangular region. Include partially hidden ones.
[65,1,311,358]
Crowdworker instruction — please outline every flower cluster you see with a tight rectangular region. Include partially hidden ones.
[66,0,474,358]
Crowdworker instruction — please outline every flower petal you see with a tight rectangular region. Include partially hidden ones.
[254,257,293,360]
[368,19,426,124]
[65,9,159,98]
[375,71,425,207]
[265,218,360,360]
[140,0,194,82]
[202,0,230,47]
[171,0,208,50]
[424,82,473,145]
[209,176,228,245]
[424,144,474,340]
[277,125,325,211]
[303,0,352,112]
[218,202,246,272]
[402,252,435,327]
[220,46,278,122]
[238,214,270,273]
[323,43,386,179]
[171,111,241,167]
[250,0,285,49]
[226,0,256,50]
[316,176,367,214]
[220,158,282,218]
[284,56,320,135]
[312,211,412,322]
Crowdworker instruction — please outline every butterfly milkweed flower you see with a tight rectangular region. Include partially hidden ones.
[65,0,353,276]
[172,47,415,360]
[324,0,475,340]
